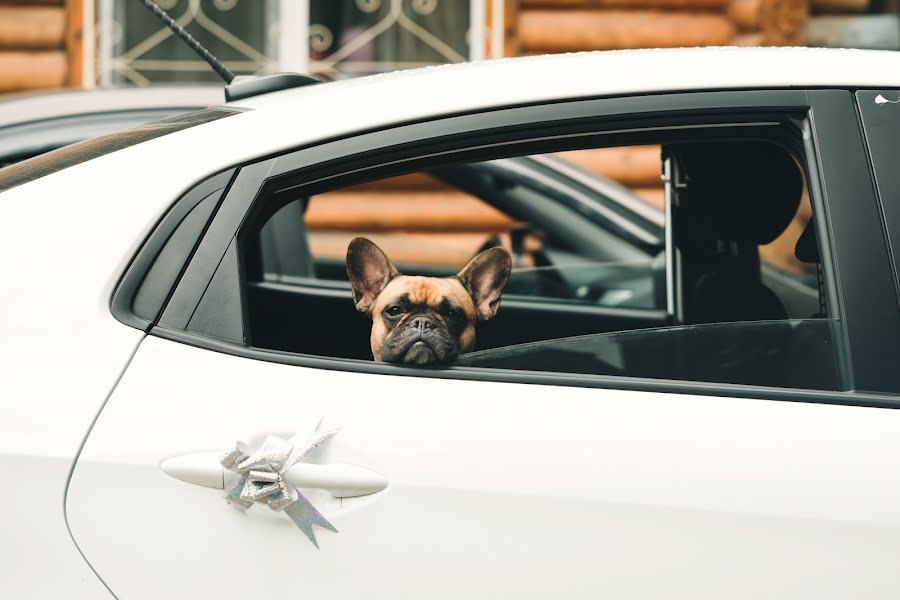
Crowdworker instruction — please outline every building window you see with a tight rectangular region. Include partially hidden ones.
[97,0,489,86]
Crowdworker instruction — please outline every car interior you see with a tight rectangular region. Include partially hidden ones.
[236,134,835,389]
[458,142,837,390]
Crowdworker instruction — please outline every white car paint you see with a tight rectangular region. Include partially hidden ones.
[68,337,900,599]
[0,161,150,598]
[0,47,898,599]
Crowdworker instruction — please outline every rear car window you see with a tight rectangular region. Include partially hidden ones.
[0,107,239,194]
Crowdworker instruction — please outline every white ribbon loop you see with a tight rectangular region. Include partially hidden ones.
[221,428,340,548]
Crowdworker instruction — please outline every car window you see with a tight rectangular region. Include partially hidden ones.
[457,319,841,390]
[237,131,839,392]
[267,151,665,312]
[0,108,239,193]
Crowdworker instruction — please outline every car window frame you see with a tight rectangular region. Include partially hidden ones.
[112,88,900,407]
[855,89,900,317]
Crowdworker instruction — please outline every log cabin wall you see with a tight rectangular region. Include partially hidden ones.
[0,0,82,93]
[310,0,816,274]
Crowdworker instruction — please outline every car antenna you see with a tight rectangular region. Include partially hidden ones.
[138,0,319,101]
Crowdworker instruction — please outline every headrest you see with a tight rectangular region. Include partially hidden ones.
[794,218,819,263]
[690,271,788,324]
[674,142,802,246]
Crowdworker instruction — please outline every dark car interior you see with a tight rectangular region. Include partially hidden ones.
[237,136,831,388]
[458,141,835,390]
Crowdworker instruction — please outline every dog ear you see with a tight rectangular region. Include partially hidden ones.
[346,237,399,315]
[456,247,512,321]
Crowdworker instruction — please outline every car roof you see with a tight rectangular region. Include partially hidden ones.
[6,47,899,218]
[231,47,900,113]
[0,86,222,128]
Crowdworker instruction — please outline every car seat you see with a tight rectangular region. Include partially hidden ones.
[258,198,315,280]
[669,141,802,325]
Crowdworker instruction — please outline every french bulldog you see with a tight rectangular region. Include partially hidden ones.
[346,237,512,365]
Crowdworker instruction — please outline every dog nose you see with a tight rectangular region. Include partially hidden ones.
[408,315,433,333]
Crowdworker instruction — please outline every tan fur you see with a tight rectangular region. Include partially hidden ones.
[370,276,477,360]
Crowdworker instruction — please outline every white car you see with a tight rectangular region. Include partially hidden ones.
[3,47,900,600]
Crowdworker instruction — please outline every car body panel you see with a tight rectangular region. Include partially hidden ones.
[2,48,899,598]
[0,166,154,599]
[68,335,900,599]
[10,49,900,207]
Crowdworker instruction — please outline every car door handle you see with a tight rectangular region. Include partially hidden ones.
[161,451,388,498]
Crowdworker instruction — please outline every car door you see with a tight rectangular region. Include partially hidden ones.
[67,89,900,599]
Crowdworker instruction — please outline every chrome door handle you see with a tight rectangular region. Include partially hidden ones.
[161,451,388,498]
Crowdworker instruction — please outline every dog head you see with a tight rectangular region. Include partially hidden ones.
[346,237,512,365]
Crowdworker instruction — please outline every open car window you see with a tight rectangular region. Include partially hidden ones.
[263,151,667,312]
[238,133,836,389]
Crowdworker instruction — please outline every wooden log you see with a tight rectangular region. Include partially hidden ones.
[0,50,66,91]
[728,0,807,44]
[504,0,520,57]
[64,0,82,85]
[811,0,869,12]
[519,10,735,51]
[631,186,665,210]
[523,0,728,8]
[759,192,814,275]
[729,0,764,29]
[0,6,65,48]
[308,231,498,268]
[733,32,766,45]
[557,146,661,187]
[306,191,516,232]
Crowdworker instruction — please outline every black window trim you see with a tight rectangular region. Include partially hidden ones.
[807,90,900,394]
[111,167,237,331]
[854,89,900,322]
[112,88,900,407]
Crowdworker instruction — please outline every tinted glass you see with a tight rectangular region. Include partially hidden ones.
[458,319,843,391]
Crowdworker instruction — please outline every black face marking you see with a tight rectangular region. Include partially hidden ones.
[436,298,467,336]
[379,293,465,366]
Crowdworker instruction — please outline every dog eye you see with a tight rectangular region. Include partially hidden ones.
[386,305,404,317]
[446,307,464,320]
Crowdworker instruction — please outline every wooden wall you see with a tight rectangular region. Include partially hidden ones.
[0,0,82,93]
[512,0,808,52]
[307,147,664,268]
[311,0,822,270]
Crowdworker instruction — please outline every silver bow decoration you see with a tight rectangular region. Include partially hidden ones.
[221,424,340,548]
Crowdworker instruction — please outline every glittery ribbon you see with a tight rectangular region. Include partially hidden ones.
[221,426,339,548]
